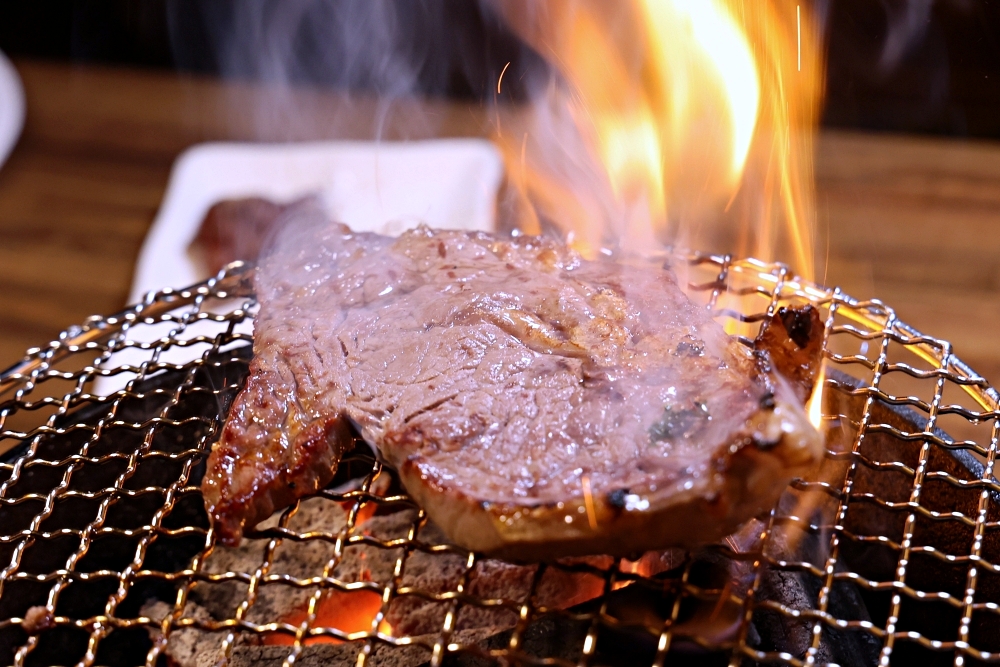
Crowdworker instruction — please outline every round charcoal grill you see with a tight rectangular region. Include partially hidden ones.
[1,256,998,667]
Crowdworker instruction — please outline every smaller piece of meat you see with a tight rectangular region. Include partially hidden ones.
[189,196,317,275]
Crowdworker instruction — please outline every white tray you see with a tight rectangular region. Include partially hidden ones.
[130,139,504,302]
[95,139,504,395]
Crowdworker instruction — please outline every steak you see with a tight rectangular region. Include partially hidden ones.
[202,211,824,558]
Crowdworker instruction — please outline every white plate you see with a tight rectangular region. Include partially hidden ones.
[0,51,25,170]
[95,139,505,395]
[130,139,504,303]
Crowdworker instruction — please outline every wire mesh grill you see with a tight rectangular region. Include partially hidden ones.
[1,256,999,667]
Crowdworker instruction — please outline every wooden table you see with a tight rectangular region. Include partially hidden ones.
[2,60,999,386]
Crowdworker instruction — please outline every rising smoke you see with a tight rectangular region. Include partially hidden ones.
[166,0,543,142]
[164,0,961,256]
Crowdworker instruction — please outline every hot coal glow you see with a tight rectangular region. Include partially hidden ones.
[264,589,388,646]
[264,502,391,646]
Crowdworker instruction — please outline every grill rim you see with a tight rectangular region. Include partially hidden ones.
[1,252,998,667]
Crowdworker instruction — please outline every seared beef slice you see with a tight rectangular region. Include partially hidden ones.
[203,217,823,558]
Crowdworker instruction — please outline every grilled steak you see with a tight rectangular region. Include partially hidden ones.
[202,212,824,558]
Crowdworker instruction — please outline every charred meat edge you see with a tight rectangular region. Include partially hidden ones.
[201,368,355,545]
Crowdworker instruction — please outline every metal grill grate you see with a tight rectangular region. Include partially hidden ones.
[1,256,999,667]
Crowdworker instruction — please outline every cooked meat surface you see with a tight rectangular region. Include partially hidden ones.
[202,213,823,558]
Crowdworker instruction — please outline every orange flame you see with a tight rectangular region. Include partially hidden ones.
[806,364,826,430]
[495,0,823,279]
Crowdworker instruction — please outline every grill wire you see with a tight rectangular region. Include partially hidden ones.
[1,256,999,667]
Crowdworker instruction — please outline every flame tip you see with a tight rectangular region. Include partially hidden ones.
[496,0,822,274]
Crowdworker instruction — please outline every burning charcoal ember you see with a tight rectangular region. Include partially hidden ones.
[163,487,659,653]
[193,498,352,625]
[145,613,500,667]
[227,628,503,667]
[753,568,826,660]
[229,643,430,667]
[143,600,225,667]
[461,615,590,666]
[753,559,881,667]
[145,478,687,666]
[188,497,416,628]
[748,489,882,666]
[388,521,615,636]
[388,522,687,638]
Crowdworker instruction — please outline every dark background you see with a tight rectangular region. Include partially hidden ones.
[0,0,999,138]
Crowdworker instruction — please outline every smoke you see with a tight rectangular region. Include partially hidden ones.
[176,1,446,95]
[166,0,543,142]
[878,0,935,73]
[828,0,979,79]
[166,1,433,142]
[162,0,967,262]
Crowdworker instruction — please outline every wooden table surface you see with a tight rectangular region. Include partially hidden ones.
[2,60,999,386]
